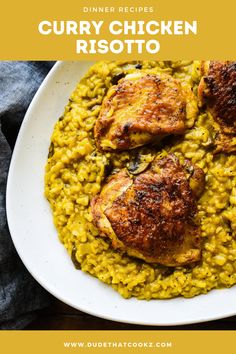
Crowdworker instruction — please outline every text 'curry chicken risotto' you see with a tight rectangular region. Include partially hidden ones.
[45,60,236,299]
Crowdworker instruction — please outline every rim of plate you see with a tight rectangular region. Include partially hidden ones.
[6,61,236,326]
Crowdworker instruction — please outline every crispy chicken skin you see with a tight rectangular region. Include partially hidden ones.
[91,154,204,266]
[198,61,236,152]
[94,73,186,151]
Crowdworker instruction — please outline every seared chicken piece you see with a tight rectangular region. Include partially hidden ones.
[91,154,204,266]
[198,61,236,153]
[95,73,187,151]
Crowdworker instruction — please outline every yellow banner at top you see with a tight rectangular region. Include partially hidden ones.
[0,0,235,60]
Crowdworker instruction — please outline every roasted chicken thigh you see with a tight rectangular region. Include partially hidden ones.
[94,73,187,151]
[91,154,204,266]
[198,61,236,153]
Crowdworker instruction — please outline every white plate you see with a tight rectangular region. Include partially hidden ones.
[6,61,236,326]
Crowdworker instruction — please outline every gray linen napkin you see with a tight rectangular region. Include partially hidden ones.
[0,61,55,329]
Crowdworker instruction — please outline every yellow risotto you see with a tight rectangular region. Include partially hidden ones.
[45,61,236,299]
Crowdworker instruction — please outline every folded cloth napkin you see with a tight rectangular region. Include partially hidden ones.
[0,61,55,329]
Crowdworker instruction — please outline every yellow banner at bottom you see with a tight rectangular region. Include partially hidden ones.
[0,330,234,354]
